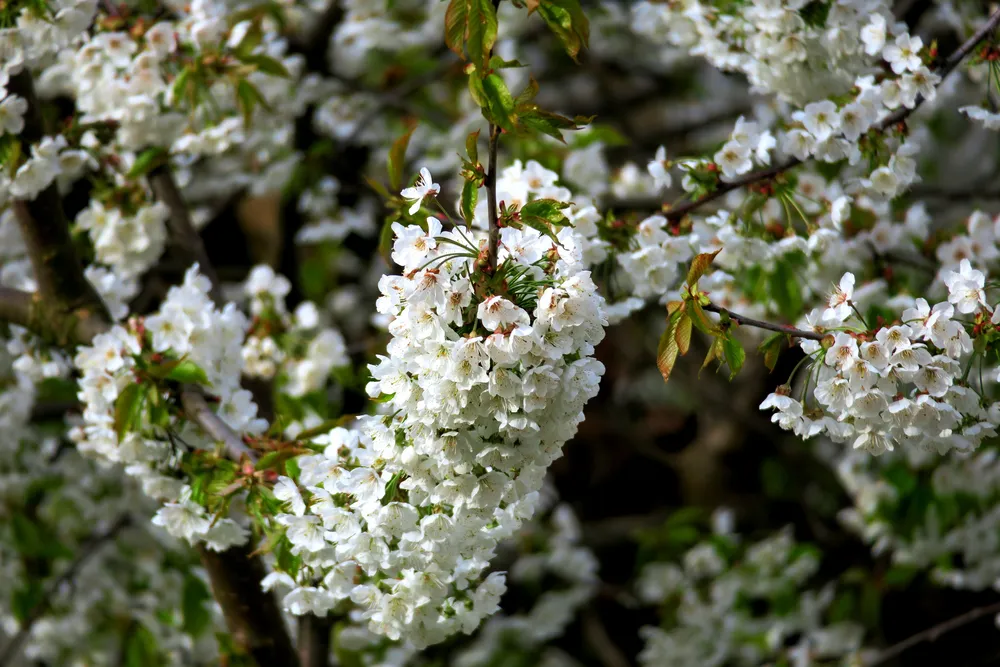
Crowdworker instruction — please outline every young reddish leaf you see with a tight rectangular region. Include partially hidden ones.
[466,130,480,163]
[387,127,415,192]
[687,300,718,335]
[674,312,693,355]
[700,337,725,376]
[657,319,681,383]
[758,332,785,373]
[686,249,722,288]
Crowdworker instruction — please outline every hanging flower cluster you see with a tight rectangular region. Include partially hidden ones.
[264,165,607,645]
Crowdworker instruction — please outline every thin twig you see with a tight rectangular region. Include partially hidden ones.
[180,390,257,462]
[0,515,131,667]
[659,7,1000,222]
[867,600,1000,666]
[485,124,501,273]
[702,302,827,340]
[147,165,223,305]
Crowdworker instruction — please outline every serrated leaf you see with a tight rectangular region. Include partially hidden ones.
[657,314,682,383]
[686,249,721,287]
[114,382,147,442]
[466,130,480,163]
[387,128,415,192]
[444,0,498,70]
[461,180,478,225]
[757,332,785,373]
[235,79,267,128]
[165,359,210,385]
[535,0,590,62]
[521,198,571,226]
[688,300,718,335]
[515,76,540,105]
[518,107,580,143]
[127,146,169,179]
[481,73,516,131]
[700,337,724,375]
[365,175,391,199]
[240,53,290,77]
[674,313,693,355]
[489,55,524,69]
[722,335,745,380]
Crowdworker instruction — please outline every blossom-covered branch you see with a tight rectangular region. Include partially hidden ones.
[702,302,827,341]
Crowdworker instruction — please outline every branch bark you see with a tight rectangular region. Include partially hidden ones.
[147,164,223,305]
[179,390,257,462]
[198,543,300,667]
[0,515,131,667]
[702,302,827,340]
[297,615,334,667]
[658,7,1000,223]
[867,599,1000,666]
[485,124,501,273]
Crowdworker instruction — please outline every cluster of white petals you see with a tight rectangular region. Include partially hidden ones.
[71,265,261,548]
[265,166,607,645]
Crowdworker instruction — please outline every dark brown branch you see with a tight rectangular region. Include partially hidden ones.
[485,125,501,273]
[297,615,334,667]
[8,72,107,316]
[660,7,1000,222]
[0,286,107,345]
[179,390,256,462]
[702,302,827,340]
[867,600,1000,666]
[198,543,300,667]
[0,515,131,667]
[147,165,223,305]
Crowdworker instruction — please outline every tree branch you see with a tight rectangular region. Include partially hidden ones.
[0,515,131,667]
[7,71,107,316]
[198,542,300,667]
[867,600,1000,666]
[297,615,334,667]
[702,302,827,340]
[147,165,223,305]
[660,7,1000,222]
[179,390,257,462]
[485,124,501,273]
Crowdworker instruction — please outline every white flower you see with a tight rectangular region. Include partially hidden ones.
[943,259,986,314]
[860,15,886,56]
[826,273,855,323]
[883,34,923,74]
[713,141,752,180]
[647,145,671,190]
[400,168,440,215]
[0,94,27,134]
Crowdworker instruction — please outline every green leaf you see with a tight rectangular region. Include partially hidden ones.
[182,575,212,637]
[124,624,162,667]
[489,55,524,69]
[461,180,478,225]
[518,107,579,143]
[721,335,745,380]
[521,198,571,226]
[757,332,785,373]
[170,66,193,108]
[114,382,147,442]
[466,130,480,163]
[686,249,721,287]
[233,19,263,58]
[515,76,540,105]
[235,79,267,128]
[12,581,43,623]
[444,0,498,70]
[240,53,290,77]
[700,337,724,376]
[480,73,516,131]
[378,219,395,266]
[388,128,415,192]
[127,147,169,179]
[687,300,718,336]
[165,359,210,385]
[769,261,804,321]
[535,0,590,62]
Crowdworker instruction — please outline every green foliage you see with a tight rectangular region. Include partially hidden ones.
[445,0,499,71]
[529,0,590,62]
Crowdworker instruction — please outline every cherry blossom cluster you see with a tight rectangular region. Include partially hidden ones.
[240,264,349,398]
[264,166,607,645]
[637,511,868,667]
[835,444,1000,593]
[71,265,261,548]
[761,263,1000,455]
